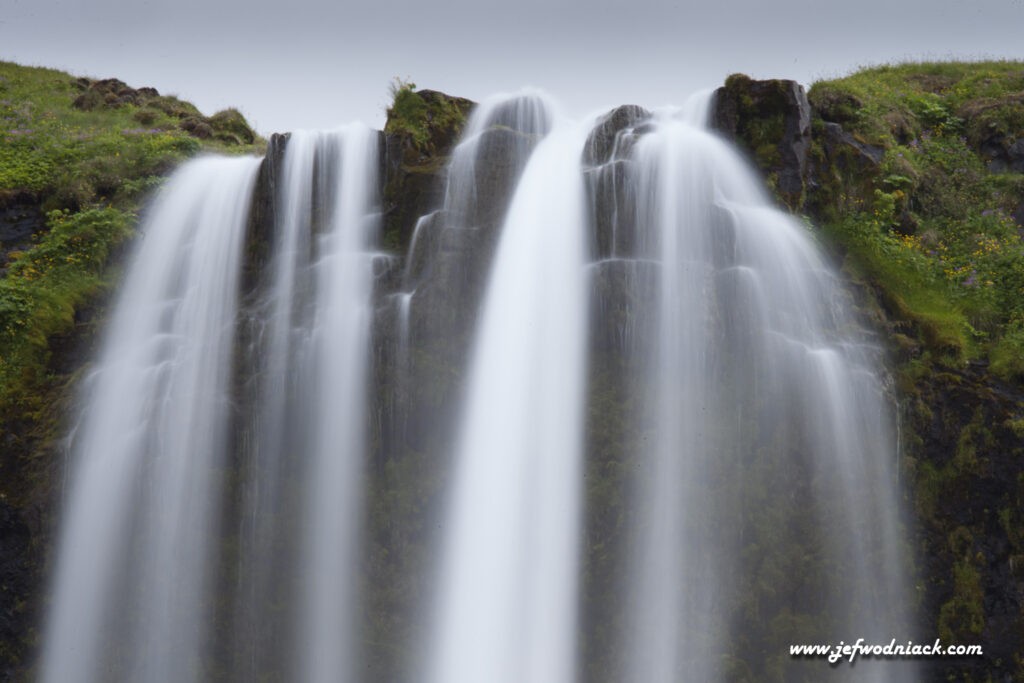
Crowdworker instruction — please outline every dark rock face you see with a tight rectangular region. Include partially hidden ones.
[367,95,556,680]
[242,132,288,296]
[0,502,33,680]
[902,366,1024,682]
[451,126,540,231]
[711,74,812,210]
[805,120,886,219]
[987,137,1024,173]
[1012,201,1024,229]
[583,105,653,260]
[579,106,662,681]
[582,104,651,167]
[820,121,884,167]
[0,194,46,274]
[381,132,449,255]
[401,209,445,290]
[400,123,544,381]
[414,90,478,152]
[588,258,659,357]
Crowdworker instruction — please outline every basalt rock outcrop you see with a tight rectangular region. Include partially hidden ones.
[711,74,812,210]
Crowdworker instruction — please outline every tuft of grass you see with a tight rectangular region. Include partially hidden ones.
[384,78,470,155]
[823,213,976,360]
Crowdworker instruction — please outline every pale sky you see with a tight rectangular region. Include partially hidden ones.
[2,0,1022,135]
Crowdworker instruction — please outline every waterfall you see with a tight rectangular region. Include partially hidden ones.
[233,125,380,683]
[41,126,380,683]
[40,155,260,683]
[427,108,589,683]
[618,101,916,681]
[38,87,917,683]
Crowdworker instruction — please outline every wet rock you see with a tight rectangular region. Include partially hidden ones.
[582,106,654,260]
[381,131,449,255]
[241,132,289,297]
[457,126,538,231]
[588,258,659,357]
[582,104,651,167]
[402,209,446,290]
[380,90,474,255]
[585,159,642,260]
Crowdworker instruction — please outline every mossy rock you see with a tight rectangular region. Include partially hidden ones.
[209,108,256,146]
[149,94,203,120]
[384,83,474,161]
[712,73,811,210]
[380,86,475,254]
[958,93,1024,171]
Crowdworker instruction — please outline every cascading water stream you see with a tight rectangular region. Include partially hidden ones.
[40,155,260,683]
[234,125,379,683]
[297,126,378,683]
[427,100,590,683]
[621,100,916,681]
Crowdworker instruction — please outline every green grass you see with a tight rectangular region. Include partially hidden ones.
[383,78,469,154]
[810,61,1024,372]
[0,61,262,209]
[809,61,1024,147]
[0,207,131,417]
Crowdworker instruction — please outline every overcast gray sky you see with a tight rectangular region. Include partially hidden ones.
[2,0,1022,135]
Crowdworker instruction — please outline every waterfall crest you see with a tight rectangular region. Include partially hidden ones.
[41,155,260,683]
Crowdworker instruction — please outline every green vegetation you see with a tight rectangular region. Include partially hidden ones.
[809,61,1024,372]
[384,78,471,155]
[0,207,130,419]
[0,61,262,499]
[720,73,790,179]
[0,62,262,210]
